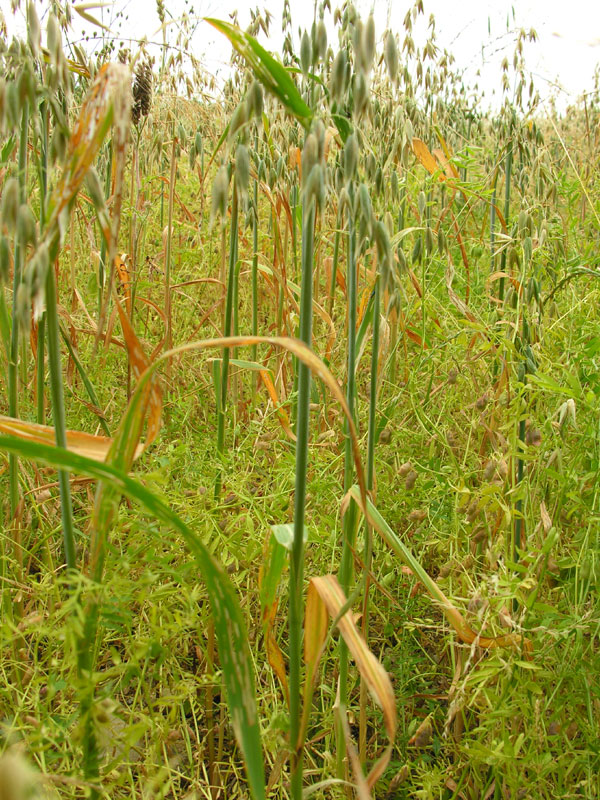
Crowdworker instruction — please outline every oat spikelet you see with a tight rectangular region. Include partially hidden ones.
[132,60,152,125]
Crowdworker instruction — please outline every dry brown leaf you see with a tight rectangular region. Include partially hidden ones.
[412,137,441,178]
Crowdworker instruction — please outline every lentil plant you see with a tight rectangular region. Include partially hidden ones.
[1,1,599,799]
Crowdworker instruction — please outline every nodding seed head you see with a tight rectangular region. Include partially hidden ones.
[358,183,372,224]
[353,70,369,118]
[525,425,542,447]
[343,133,358,183]
[300,30,311,75]
[16,204,37,250]
[235,143,250,204]
[391,169,399,200]
[437,227,447,255]
[447,367,458,384]
[301,133,319,186]
[338,186,351,217]
[15,282,30,331]
[132,60,152,125]
[316,20,327,61]
[475,392,489,410]
[303,163,325,214]
[361,14,376,73]
[379,427,392,444]
[331,49,347,101]
[210,165,230,226]
[1,178,19,232]
[228,100,249,142]
[248,80,263,119]
[384,31,398,82]
[424,226,434,255]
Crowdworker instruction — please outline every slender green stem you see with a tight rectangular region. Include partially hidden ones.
[45,264,76,572]
[36,317,45,423]
[251,162,259,368]
[164,128,177,396]
[215,184,239,499]
[327,208,341,319]
[360,272,380,762]
[36,101,49,425]
[98,144,113,315]
[337,198,357,780]
[289,195,315,800]
[499,136,513,303]
[8,104,29,520]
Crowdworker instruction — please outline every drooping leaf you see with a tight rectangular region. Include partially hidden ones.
[0,435,267,800]
[412,137,440,177]
[72,2,111,31]
[0,415,121,461]
[307,575,397,791]
[205,19,313,128]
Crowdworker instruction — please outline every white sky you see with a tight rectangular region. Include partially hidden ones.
[3,0,600,110]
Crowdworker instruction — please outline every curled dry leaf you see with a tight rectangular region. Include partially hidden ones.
[307,575,396,792]
[408,715,433,748]
[0,415,127,462]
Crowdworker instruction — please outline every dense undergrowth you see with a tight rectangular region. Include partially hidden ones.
[1,1,600,798]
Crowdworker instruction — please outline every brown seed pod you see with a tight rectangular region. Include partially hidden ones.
[483,460,496,481]
[379,427,392,444]
[446,430,459,452]
[386,765,410,794]
[408,716,433,748]
[408,509,426,522]
[438,561,453,578]
[471,524,487,544]
[497,459,509,480]
[405,469,418,490]
[467,590,484,613]
[398,461,412,476]
[525,426,542,447]
[466,498,479,521]
[447,367,458,385]
[475,392,489,410]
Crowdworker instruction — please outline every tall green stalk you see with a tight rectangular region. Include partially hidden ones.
[498,133,513,302]
[36,100,49,424]
[359,272,380,761]
[215,183,239,499]
[327,208,341,319]
[337,198,357,780]
[8,104,29,521]
[45,263,76,572]
[164,128,177,395]
[289,188,316,800]
[251,155,259,368]
[97,144,112,316]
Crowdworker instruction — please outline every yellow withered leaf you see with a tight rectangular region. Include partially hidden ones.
[0,415,141,462]
[412,137,440,177]
[308,575,396,791]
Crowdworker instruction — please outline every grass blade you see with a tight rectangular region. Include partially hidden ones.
[205,18,313,128]
[0,435,267,800]
[347,487,532,654]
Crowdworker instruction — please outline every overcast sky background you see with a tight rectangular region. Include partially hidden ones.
[3,0,600,110]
